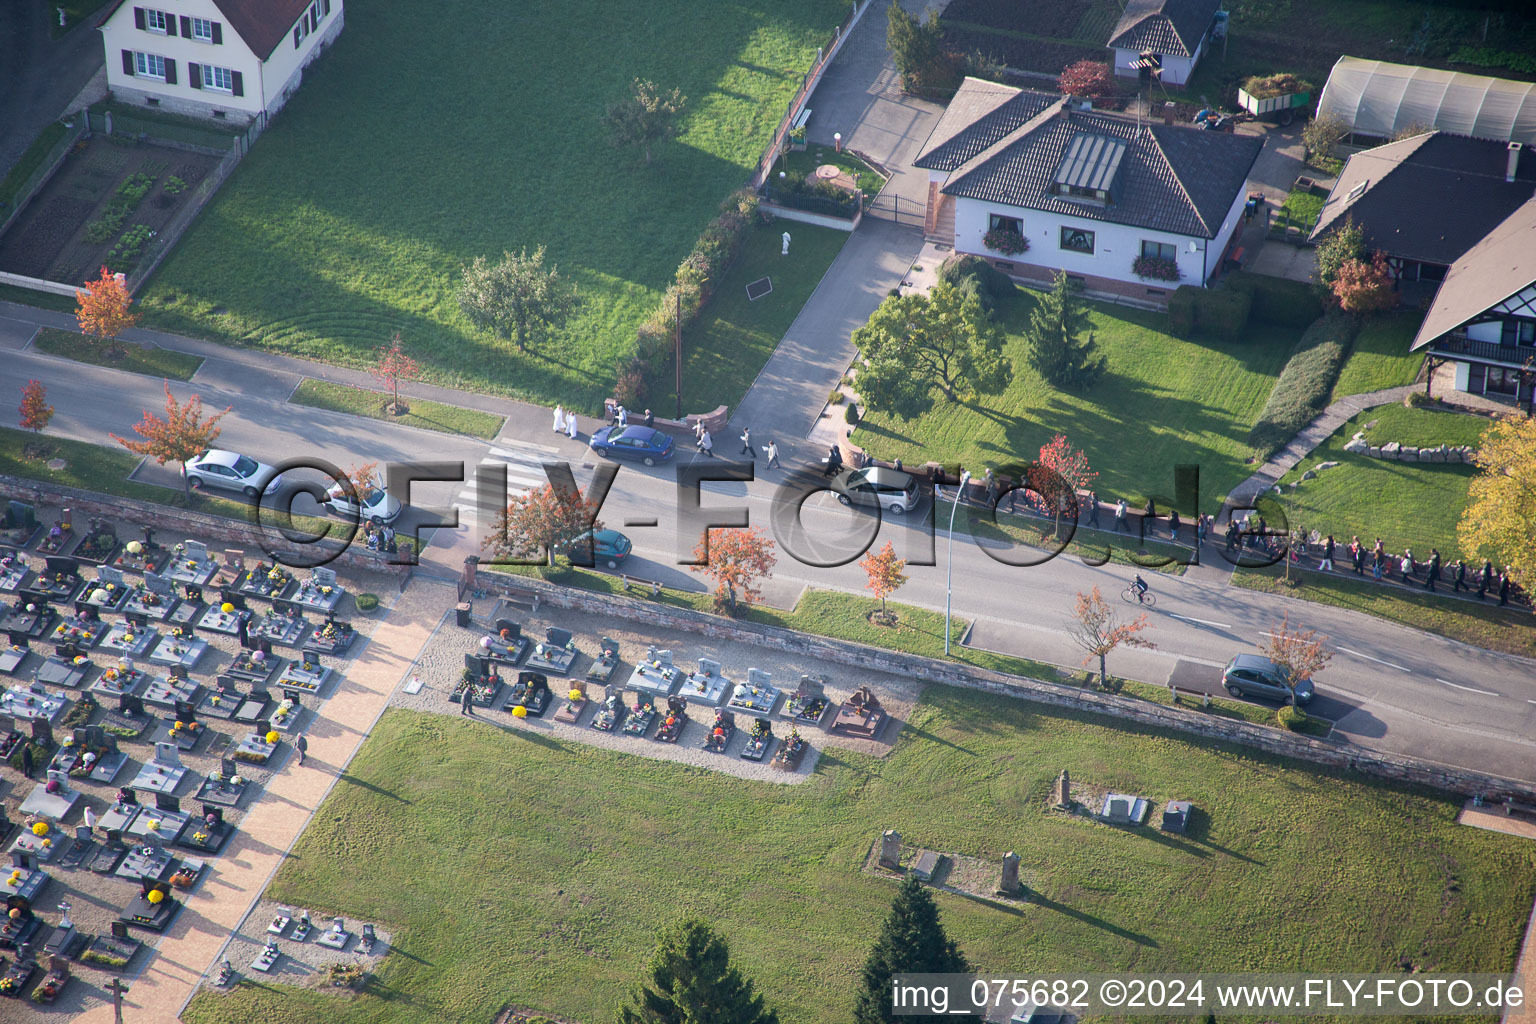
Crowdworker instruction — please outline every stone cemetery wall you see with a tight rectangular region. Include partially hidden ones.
[0,474,412,581]
[476,564,1536,802]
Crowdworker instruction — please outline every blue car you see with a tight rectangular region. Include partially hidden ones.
[558,529,633,569]
[589,425,675,465]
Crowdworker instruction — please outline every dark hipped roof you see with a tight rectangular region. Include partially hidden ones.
[1107,0,1221,58]
[914,79,1063,173]
[939,109,1263,239]
[99,0,311,60]
[1310,131,1536,265]
[1413,198,1536,351]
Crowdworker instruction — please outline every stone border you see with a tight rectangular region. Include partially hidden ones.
[1344,436,1479,463]
[474,565,1536,802]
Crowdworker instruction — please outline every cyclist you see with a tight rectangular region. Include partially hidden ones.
[1130,574,1149,603]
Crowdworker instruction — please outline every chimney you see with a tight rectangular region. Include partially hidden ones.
[1508,141,1523,183]
[1163,101,1176,126]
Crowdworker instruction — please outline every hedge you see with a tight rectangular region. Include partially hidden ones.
[1166,284,1250,339]
[936,253,1016,312]
[1246,312,1360,459]
[1228,271,1324,328]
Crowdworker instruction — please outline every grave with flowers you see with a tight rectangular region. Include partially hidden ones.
[780,676,829,726]
[771,726,809,771]
[0,598,54,641]
[621,692,657,737]
[308,615,355,655]
[148,631,208,670]
[702,709,736,752]
[590,685,627,732]
[35,653,89,689]
[553,682,589,724]
[69,520,120,565]
[655,695,688,743]
[239,562,297,602]
[526,627,578,675]
[275,648,331,692]
[123,573,180,621]
[0,893,41,955]
[253,600,307,647]
[120,879,179,931]
[112,535,169,574]
[481,620,529,665]
[291,566,344,614]
[627,646,683,697]
[502,671,551,716]
[197,593,250,636]
[195,758,248,807]
[175,805,229,853]
[454,653,502,707]
[37,516,73,556]
[90,660,147,701]
[99,622,159,659]
[81,567,132,613]
[586,636,620,685]
[49,614,106,649]
[1,856,48,902]
[740,717,775,761]
[727,668,782,716]
[165,541,218,586]
[0,550,36,595]
[226,646,277,685]
[141,669,203,711]
[683,657,734,707]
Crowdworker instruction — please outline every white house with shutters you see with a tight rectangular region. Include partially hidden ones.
[98,0,344,124]
[914,78,1264,303]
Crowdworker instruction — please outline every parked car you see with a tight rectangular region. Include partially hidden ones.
[183,449,283,499]
[324,480,402,524]
[1221,653,1314,704]
[830,466,921,514]
[589,425,674,465]
[557,528,632,569]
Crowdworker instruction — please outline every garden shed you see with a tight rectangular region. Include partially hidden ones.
[1317,56,1536,146]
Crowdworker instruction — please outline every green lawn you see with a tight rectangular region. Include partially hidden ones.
[1275,404,1490,557]
[779,146,889,198]
[855,290,1298,510]
[1274,186,1323,234]
[1331,312,1427,401]
[137,0,847,414]
[289,379,504,440]
[33,327,204,381]
[671,221,846,411]
[183,695,1535,1024]
[1234,562,1536,659]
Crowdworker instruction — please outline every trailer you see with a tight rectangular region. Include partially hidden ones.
[1238,74,1313,126]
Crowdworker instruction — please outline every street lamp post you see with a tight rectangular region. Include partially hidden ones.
[944,469,970,655]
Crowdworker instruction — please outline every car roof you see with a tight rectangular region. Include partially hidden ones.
[591,529,624,542]
[198,449,241,467]
[1229,653,1280,673]
[849,467,914,487]
[612,426,664,444]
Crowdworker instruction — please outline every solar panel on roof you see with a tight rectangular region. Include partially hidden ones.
[1055,133,1127,192]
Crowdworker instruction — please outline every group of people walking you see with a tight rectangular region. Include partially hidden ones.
[1281,531,1519,605]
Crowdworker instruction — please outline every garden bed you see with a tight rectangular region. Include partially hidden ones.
[0,133,221,285]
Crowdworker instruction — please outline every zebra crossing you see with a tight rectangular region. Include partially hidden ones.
[451,438,570,525]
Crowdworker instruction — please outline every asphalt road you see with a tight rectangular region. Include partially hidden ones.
[2,325,1532,785]
[0,5,103,177]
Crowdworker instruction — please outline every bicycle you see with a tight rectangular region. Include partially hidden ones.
[1120,585,1156,607]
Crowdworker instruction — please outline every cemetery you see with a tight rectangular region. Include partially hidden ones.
[0,525,391,1018]
[210,642,1534,1024]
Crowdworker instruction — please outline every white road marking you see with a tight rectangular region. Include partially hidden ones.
[1336,646,1411,672]
[452,442,568,522]
[1169,612,1233,629]
[1436,678,1500,697]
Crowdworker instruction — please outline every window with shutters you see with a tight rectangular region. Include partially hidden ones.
[201,65,234,92]
[144,8,168,33]
[309,0,324,25]
[191,17,214,42]
[134,52,167,80]
[294,15,309,47]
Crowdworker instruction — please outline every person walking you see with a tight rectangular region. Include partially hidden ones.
[1113,499,1129,533]
[616,405,628,428]
[739,427,753,457]
[984,469,998,507]
[824,444,843,477]
[295,734,308,765]
[1477,559,1493,600]
[1196,513,1208,547]
[1319,534,1335,572]
[1350,536,1364,574]
[1086,491,1101,529]
[1168,509,1181,542]
[1452,558,1467,592]
[644,409,654,428]
[699,429,713,457]
[566,412,578,440]
[1372,548,1384,581]
[21,742,33,778]
[553,404,565,433]
[461,690,475,716]
[763,440,780,469]
[84,805,97,834]
[1424,548,1441,592]
[1498,569,1511,606]
[1142,497,1156,539]
[1225,517,1238,552]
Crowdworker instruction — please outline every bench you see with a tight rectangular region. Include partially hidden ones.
[621,576,664,599]
[1506,797,1536,818]
[790,107,812,132]
[1168,685,1212,708]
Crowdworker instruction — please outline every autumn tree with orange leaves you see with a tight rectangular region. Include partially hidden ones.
[19,380,53,436]
[691,526,776,615]
[111,382,230,495]
[861,541,908,622]
[76,266,139,359]
[482,483,603,567]
[1067,586,1154,689]
[371,332,420,416]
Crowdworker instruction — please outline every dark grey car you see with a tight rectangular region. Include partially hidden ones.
[1222,653,1314,704]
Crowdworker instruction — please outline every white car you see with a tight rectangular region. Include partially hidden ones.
[183,449,283,499]
[325,480,402,524]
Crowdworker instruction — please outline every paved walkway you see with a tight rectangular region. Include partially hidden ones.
[70,577,453,1024]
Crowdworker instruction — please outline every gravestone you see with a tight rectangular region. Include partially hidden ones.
[154,792,180,812]
[97,567,126,588]
[697,657,721,678]
[647,646,672,668]
[747,668,771,688]
[998,851,1021,896]
[31,718,53,745]
[110,920,130,941]
[144,572,173,596]
[1055,769,1071,808]
[312,567,337,588]
[878,830,901,869]
[1161,800,1191,834]
[174,699,198,721]
[220,758,238,781]
[153,741,181,766]
[46,768,69,790]
[183,541,209,562]
[911,850,942,882]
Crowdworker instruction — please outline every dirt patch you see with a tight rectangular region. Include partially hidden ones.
[0,136,221,284]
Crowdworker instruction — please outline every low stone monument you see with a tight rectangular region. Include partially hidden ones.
[997,851,1021,896]
[878,829,901,869]
[1054,769,1071,809]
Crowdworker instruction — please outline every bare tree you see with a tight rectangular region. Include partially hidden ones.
[1067,586,1154,688]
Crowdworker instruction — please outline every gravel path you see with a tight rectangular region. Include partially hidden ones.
[386,601,925,784]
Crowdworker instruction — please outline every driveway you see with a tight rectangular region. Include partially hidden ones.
[0,5,105,178]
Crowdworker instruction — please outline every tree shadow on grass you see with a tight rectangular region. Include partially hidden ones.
[896,720,977,756]
[337,773,412,803]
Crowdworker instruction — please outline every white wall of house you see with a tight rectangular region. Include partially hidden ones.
[1110,46,1199,86]
[1206,185,1247,282]
[951,195,1217,287]
[1466,321,1502,343]
[102,0,343,123]
[1454,361,1470,390]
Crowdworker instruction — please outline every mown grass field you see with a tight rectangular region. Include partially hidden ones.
[137,0,847,414]
[1275,403,1490,557]
[184,695,1536,1024]
[855,290,1298,511]
[1331,312,1427,401]
[33,327,204,381]
[289,379,504,439]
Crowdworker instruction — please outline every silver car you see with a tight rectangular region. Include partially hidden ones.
[831,466,922,514]
[183,448,283,499]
